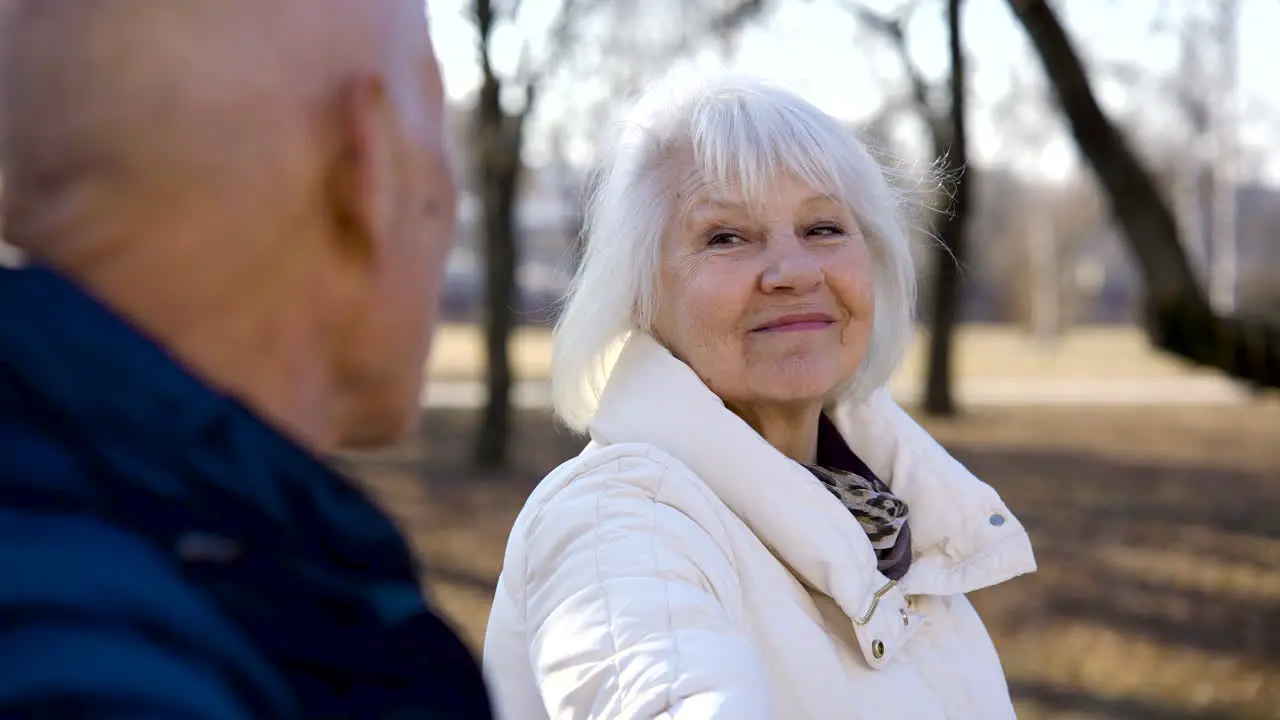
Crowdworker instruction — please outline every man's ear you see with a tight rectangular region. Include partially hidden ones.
[326,76,400,266]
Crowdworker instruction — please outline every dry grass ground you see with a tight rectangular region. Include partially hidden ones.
[346,400,1280,720]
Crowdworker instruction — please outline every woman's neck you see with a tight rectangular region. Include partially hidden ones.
[729,400,824,464]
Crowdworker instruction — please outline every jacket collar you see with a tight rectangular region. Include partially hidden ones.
[588,332,1035,610]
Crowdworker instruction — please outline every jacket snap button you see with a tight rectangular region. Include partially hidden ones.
[900,608,909,627]
[989,513,1006,527]
[872,639,885,659]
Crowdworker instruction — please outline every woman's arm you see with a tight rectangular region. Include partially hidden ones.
[520,454,772,720]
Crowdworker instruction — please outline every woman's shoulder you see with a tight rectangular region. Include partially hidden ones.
[535,441,727,516]
[554,441,704,488]
[510,441,737,552]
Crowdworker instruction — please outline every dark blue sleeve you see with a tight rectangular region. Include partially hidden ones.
[0,622,246,719]
[0,509,273,719]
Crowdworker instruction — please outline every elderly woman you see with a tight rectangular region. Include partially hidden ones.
[482,75,1036,719]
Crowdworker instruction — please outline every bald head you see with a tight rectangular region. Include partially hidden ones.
[0,0,458,450]
[0,0,442,251]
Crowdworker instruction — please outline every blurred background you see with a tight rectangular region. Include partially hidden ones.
[348,0,1280,717]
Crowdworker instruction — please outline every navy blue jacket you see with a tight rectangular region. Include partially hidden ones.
[0,266,492,719]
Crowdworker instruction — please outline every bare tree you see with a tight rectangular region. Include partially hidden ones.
[847,0,970,415]
[1005,0,1278,388]
[470,0,578,467]
[930,0,969,413]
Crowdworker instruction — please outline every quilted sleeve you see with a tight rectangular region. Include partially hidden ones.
[520,453,772,720]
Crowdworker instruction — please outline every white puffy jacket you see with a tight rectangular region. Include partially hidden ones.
[483,333,1036,719]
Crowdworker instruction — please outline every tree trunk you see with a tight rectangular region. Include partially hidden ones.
[923,0,969,416]
[471,7,527,468]
[1006,0,1279,388]
[474,134,519,467]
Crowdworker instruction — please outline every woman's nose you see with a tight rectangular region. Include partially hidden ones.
[760,235,823,293]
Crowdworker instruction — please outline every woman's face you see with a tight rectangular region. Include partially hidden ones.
[652,172,875,410]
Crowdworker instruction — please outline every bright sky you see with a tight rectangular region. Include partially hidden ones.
[426,0,1280,184]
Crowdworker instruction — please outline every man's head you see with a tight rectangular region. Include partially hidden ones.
[0,0,456,450]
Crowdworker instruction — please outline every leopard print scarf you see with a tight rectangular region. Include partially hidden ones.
[804,464,912,580]
[805,415,913,581]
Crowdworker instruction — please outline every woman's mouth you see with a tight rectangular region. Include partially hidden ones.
[752,312,837,333]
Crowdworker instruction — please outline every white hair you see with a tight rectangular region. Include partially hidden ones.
[551,73,921,432]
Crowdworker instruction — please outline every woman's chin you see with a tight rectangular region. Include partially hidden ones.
[747,371,848,407]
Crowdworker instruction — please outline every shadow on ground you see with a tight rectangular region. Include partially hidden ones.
[346,403,1280,720]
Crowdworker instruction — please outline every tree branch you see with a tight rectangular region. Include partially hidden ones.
[841,0,944,135]
[474,0,498,82]
[1005,0,1280,388]
[1004,0,1197,301]
[507,0,528,24]
[515,0,593,91]
[711,0,768,34]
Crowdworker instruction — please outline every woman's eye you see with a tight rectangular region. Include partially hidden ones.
[708,231,743,246]
[808,224,845,237]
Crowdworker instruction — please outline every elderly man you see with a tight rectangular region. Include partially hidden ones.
[0,0,491,718]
